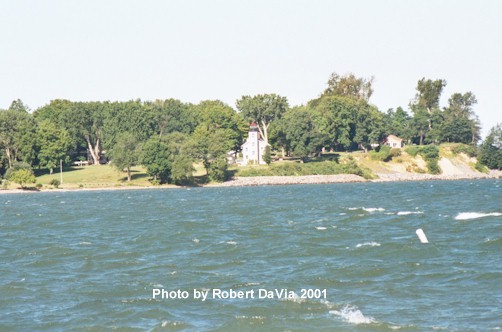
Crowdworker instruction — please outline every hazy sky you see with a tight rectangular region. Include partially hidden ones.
[1,0,501,137]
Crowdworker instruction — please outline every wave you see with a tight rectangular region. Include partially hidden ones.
[315,226,327,230]
[362,207,385,212]
[454,212,502,220]
[397,211,423,215]
[356,242,381,248]
[330,305,376,324]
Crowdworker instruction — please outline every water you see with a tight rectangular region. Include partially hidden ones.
[0,180,501,331]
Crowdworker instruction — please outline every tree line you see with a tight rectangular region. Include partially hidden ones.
[1,72,501,184]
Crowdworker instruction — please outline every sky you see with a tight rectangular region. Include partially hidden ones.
[1,0,501,137]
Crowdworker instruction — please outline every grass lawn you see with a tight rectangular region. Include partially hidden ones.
[34,165,153,189]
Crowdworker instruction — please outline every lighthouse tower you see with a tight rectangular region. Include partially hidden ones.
[241,122,267,165]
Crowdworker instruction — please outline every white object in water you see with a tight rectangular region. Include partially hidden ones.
[416,228,429,243]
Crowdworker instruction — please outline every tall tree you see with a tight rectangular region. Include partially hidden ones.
[196,100,247,153]
[479,123,502,170]
[409,78,447,144]
[109,132,142,181]
[146,99,199,137]
[311,96,358,151]
[0,106,37,168]
[281,106,324,161]
[442,92,480,144]
[36,120,72,174]
[383,107,412,140]
[322,72,374,101]
[236,94,289,145]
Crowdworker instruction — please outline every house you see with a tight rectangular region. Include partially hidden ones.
[385,135,404,148]
[241,122,269,165]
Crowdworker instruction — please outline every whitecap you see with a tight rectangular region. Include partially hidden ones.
[348,207,358,210]
[226,241,237,245]
[79,241,92,245]
[339,212,347,216]
[454,212,502,220]
[356,242,381,248]
[397,211,424,215]
[316,226,327,230]
[192,238,200,243]
[330,304,376,324]
[362,207,385,212]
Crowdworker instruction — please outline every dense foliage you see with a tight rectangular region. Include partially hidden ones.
[0,72,500,185]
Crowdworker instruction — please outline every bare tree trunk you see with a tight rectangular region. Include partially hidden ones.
[5,147,13,168]
[259,120,269,144]
[86,136,100,165]
[127,167,131,181]
[281,146,285,158]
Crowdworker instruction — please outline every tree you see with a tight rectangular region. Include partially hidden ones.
[146,99,199,137]
[9,169,36,189]
[141,138,172,183]
[322,72,374,101]
[442,92,480,144]
[36,120,72,174]
[109,132,142,181]
[171,154,195,185]
[479,124,502,170]
[191,126,232,177]
[311,96,358,151]
[281,106,324,162]
[236,94,289,144]
[409,78,447,144]
[34,100,105,165]
[383,107,412,141]
[413,78,447,112]
[263,145,272,165]
[0,106,37,168]
[196,100,247,152]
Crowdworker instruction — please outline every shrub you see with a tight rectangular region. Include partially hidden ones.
[421,145,439,160]
[451,144,477,157]
[426,159,441,174]
[209,158,228,182]
[49,179,61,188]
[263,146,272,165]
[10,169,36,188]
[474,162,488,173]
[369,145,396,162]
[405,145,420,157]
[4,162,32,180]
[35,183,43,189]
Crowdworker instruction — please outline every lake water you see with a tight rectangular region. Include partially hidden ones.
[1,180,501,331]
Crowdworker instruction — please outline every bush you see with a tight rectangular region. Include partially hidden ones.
[237,160,376,180]
[10,169,36,188]
[50,179,61,188]
[421,145,439,160]
[405,145,420,157]
[451,144,477,157]
[209,158,229,182]
[4,162,31,180]
[35,183,43,189]
[369,145,401,162]
[426,159,441,174]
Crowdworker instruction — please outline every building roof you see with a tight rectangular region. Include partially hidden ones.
[386,134,403,142]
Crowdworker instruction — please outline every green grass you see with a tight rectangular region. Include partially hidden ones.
[35,165,153,189]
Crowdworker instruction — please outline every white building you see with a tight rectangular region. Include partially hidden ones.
[241,122,268,165]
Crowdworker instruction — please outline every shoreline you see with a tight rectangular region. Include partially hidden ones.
[1,171,501,194]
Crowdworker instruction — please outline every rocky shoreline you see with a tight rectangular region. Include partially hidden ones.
[213,170,502,187]
[1,171,501,194]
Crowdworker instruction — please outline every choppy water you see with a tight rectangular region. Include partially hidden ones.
[1,180,501,331]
